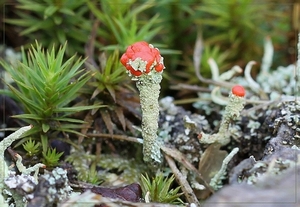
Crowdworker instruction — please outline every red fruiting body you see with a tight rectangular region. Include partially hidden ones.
[232,85,246,97]
[120,41,164,76]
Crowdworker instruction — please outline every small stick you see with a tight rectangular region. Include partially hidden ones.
[161,146,214,194]
[165,154,201,206]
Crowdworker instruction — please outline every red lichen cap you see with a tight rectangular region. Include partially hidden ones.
[232,85,246,97]
[120,41,165,76]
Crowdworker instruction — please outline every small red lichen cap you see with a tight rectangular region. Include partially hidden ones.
[232,85,246,97]
[120,41,165,76]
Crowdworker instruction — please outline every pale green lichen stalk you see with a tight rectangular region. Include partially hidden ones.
[199,86,246,146]
[15,153,46,182]
[0,125,32,188]
[218,92,245,135]
[120,41,165,163]
[210,147,239,190]
[137,73,163,163]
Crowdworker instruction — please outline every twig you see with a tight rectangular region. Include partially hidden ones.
[173,98,211,105]
[86,133,143,144]
[164,154,201,206]
[84,19,99,70]
[193,30,234,88]
[241,100,278,116]
[170,84,211,93]
[78,112,95,144]
[161,146,214,194]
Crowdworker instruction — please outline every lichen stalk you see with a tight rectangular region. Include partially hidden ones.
[210,147,239,190]
[0,125,32,206]
[15,153,46,182]
[218,92,245,135]
[199,86,245,146]
[136,74,162,163]
[261,36,273,74]
[120,41,165,164]
[0,125,32,189]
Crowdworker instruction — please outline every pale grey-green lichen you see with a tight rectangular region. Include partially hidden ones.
[128,57,148,73]
[4,173,37,205]
[247,120,261,134]
[15,153,45,183]
[124,45,164,164]
[0,125,32,191]
[136,73,163,163]
[18,167,73,206]
[199,92,245,146]
[0,125,47,207]
[210,147,239,190]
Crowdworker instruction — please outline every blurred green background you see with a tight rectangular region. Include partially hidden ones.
[0,0,296,96]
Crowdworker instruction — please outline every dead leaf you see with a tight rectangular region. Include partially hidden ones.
[78,112,94,144]
[197,143,228,199]
[105,84,116,103]
[89,183,142,202]
[198,144,228,182]
[100,110,114,135]
[114,107,126,131]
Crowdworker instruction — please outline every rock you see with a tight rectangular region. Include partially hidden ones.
[204,165,300,207]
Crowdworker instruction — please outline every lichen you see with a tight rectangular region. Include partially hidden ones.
[199,89,246,146]
[159,97,209,164]
[120,41,165,164]
[209,147,239,190]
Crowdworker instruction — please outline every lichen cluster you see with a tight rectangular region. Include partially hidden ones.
[159,96,210,164]
[227,100,300,186]
[4,167,72,207]
[29,167,72,205]
[0,126,72,207]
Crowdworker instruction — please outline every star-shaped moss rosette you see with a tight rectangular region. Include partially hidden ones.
[120,41,165,163]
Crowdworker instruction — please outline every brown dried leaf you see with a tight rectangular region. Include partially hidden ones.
[115,88,141,120]
[125,119,137,135]
[90,183,142,202]
[117,99,141,120]
[84,20,99,70]
[78,112,94,144]
[198,143,228,182]
[100,110,114,135]
[114,107,126,131]
[197,143,227,199]
[91,100,104,115]
[91,88,102,100]
[105,84,116,102]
